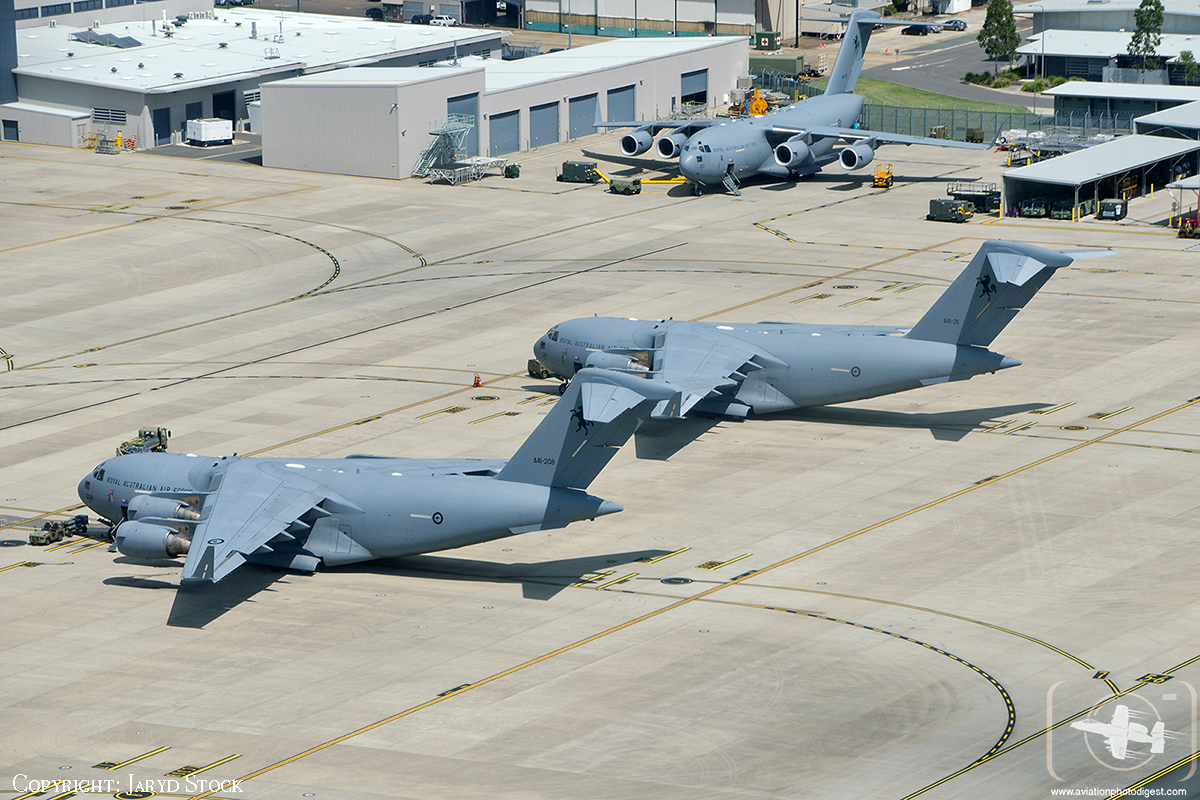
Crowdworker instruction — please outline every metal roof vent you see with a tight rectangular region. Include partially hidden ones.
[137,62,144,67]
[219,41,227,47]
[174,72,184,79]
[66,51,74,56]
[110,66,117,72]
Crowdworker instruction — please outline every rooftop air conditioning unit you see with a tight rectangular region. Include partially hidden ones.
[48,19,56,27]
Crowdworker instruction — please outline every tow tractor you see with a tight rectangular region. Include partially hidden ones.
[873,164,893,188]
[30,514,89,545]
[1180,209,1200,239]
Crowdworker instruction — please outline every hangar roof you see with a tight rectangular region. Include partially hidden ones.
[1004,134,1200,186]
[1136,100,1200,131]
[12,9,500,94]
[1015,0,1200,15]
[1017,31,1200,60]
[1042,82,1200,102]
[270,37,745,94]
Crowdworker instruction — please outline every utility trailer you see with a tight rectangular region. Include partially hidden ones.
[947,181,1000,213]
[117,426,171,456]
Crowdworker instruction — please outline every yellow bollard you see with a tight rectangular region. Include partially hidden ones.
[115,131,122,148]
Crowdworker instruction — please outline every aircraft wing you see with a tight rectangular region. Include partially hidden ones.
[595,119,716,136]
[802,126,988,150]
[650,326,786,415]
[180,459,341,585]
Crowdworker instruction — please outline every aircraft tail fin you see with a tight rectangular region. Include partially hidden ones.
[905,240,1116,347]
[824,9,883,95]
[497,369,680,490]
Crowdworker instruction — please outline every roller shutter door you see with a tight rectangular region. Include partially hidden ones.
[681,69,708,104]
[529,101,559,148]
[489,110,519,156]
[607,84,635,122]
[446,92,479,157]
[568,93,598,139]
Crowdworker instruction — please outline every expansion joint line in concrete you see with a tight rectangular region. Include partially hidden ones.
[690,237,966,322]
[184,394,1200,800]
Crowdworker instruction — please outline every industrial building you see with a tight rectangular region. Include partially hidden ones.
[0,9,503,149]
[1042,82,1200,117]
[1025,0,1200,36]
[1002,134,1200,214]
[1135,100,1200,139]
[522,0,753,38]
[1018,31,1200,84]
[260,36,747,180]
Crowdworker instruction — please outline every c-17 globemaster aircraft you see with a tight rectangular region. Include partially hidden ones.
[601,9,983,194]
[532,241,1113,418]
[77,370,677,585]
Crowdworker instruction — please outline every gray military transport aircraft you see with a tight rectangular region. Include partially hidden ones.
[532,240,1113,418]
[601,9,982,194]
[77,370,677,585]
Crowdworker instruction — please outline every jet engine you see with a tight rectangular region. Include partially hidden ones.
[774,139,811,168]
[115,521,192,559]
[657,131,689,159]
[839,142,875,170]
[620,130,654,157]
[585,352,649,372]
[126,494,200,522]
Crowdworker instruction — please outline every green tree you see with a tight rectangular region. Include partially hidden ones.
[977,0,1020,76]
[1178,50,1200,85]
[1128,0,1164,74]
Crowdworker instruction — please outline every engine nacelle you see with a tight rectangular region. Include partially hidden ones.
[584,351,650,372]
[657,131,689,159]
[620,130,654,157]
[839,142,875,170]
[115,521,191,559]
[127,494,200,522]
[774,139,811,168]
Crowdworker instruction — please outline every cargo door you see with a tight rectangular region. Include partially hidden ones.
[447,92,479,157]
[529,101,558,147]
[151,107,171,146]
[489,109,519,156]
[567,93,598,139]
[681,69,708,105]
[607,84,635,122]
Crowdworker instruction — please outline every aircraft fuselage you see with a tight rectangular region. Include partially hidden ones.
[535,318,1015,414]
[679,94,865,186]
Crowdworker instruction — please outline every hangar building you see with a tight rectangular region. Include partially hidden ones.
[0,8,503,149]
[1042,83,1200,118]
[260,36,747,180]
[1018,31,1200,84]
[1025,0,1200,35]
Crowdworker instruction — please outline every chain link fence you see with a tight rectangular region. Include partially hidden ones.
[750,71,1137,143]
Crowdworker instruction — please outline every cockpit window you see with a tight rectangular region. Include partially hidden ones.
[546,329,559,342]
[93,467,106,481]
[700,144,712,153]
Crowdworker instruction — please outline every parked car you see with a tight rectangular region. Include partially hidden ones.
[410,12,432,22]
[901,24,929,35]
[430,14,459,25]
[941,18,967,30]
[365,6,384,19]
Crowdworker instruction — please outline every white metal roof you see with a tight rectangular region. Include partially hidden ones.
[1015,0,1200,16]
[13,10,500,94]
[1168,175,1200,190]
[1004,134,1200,186]
[483,38,744,91]
[1042,82,1200,102]
[1136,100,1200,129]
[1017,30,1200,59]
[269,37,744,94]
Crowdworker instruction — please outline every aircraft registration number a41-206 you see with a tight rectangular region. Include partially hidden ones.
[77,370,679,587]
[532,240,1115,418]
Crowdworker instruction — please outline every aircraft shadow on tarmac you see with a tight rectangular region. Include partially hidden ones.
[329,549,670,601]
[579,149,680,175]
[766,402,1052,440]
[115,550,665,627]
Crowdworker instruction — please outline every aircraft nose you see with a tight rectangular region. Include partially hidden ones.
[680,151,701,183]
